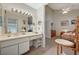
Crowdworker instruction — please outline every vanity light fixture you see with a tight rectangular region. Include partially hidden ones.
[21,10,24,14]
[12,8,17,12]
[25,11,29,15]
[27,12,30,15]
[23,11,28,15]
[19,11,22,14]
[11,8,13,11]
[17,9,21,13]
[15,9,18,12]
[25,12,28,15]
[11,8,32,16]
[23,12,25,15]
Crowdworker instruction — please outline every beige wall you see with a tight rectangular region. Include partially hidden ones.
[54,10,79,36]
[37,5,46,47]
[45,6,79,37]
[45,6,55,39]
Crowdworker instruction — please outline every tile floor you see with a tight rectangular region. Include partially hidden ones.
[25,38,79,55]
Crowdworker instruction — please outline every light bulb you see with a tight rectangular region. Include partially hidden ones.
[13,8,16,12]
[62,11,68,14]
[62,7,70,14]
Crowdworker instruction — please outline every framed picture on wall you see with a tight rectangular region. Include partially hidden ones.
[71,20,76,24]
[61,20,69,26]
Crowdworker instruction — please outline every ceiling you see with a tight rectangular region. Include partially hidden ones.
[25,3,47,10]
[48,3,79,10]
[25,3,79,10]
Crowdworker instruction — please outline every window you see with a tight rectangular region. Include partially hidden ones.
[8,18,18,33]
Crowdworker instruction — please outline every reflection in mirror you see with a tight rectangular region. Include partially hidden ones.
[0,16,2,32]
[21,20,26,32]
[28,15,33,25]
[7,18,18,33]
[28,15,33,32]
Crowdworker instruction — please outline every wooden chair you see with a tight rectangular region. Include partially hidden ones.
[55,16,79,55]
[55,39,75,55]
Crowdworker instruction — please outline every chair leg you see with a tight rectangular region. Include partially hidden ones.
[57,44,59,55]
[60,45,63,54]
[74,50,77,55]
[74,43,78,55]
[73,42,79,55]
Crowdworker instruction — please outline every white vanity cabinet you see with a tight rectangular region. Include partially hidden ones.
[1,44,18,55]
[30,34,43,48]
[0,33,43,55]
[0,37,30,55]
[19,41,29,54]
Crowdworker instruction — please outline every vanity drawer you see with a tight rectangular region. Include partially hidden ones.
[30,35,42,40]
[0,39,19,48]
[36,35,42,38]
[18,37,29,43]
[37,35,42,38]
[1,44,18,55]
[0,37,29,48]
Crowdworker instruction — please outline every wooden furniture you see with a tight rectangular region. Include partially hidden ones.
[73,16,79,54]
[55,39,74,55]
[55,16,79,55]
[60,31,65,36]
[61,32,75,41]
[51,30,56,38]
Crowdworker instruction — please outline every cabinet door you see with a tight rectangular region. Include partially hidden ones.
[1,45,18,55]
[19,41,29,54]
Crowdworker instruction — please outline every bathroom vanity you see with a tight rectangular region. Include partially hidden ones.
[0,32,42,55]
[0,8,43,55]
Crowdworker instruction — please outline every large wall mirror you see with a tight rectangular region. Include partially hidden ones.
[28,15,33,32]
[7,18,18,33]
[0,16,2,32]
[0,8,2,34]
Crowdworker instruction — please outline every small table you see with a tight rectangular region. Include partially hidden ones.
[55,39,74,55]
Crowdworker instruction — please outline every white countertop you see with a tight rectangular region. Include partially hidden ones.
[0,32,42,42]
